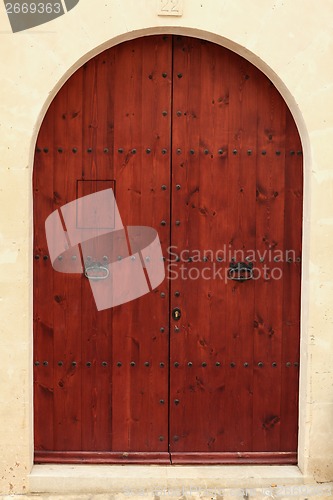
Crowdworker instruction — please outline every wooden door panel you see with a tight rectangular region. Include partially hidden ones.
[34,35,172,462]
[169,36,302,463]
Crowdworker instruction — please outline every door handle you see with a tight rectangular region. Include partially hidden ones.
[228,262,253,282]
[84,263,110,281]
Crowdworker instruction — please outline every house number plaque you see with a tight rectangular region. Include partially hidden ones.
[158,0,183,16]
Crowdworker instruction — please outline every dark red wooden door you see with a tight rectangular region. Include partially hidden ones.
[169,37,302,464]
[33,35,302,464]
[34,36,172,463]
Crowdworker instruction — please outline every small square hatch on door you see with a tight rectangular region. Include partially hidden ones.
[76,179,116,230]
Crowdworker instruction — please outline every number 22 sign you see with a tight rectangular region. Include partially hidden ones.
[158,0,183,16]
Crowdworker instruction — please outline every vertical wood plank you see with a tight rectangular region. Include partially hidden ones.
[110,36,172,452]
[80,51,114,451]
[33,101,56,451]
[222,51,258,451]
[280,110,302,450]
[52,69,83,451]
[252,76,286,451]
[170,37,259,453]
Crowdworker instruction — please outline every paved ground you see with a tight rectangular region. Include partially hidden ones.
[1,486,333,500]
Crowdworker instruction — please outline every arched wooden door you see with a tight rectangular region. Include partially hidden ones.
[33,35,303,464]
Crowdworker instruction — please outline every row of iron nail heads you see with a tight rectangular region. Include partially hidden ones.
[34,361,299,368]
[36,147,303,156]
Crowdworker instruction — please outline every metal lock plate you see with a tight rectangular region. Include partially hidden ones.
[172,307,181,321]
[228,261,253,282]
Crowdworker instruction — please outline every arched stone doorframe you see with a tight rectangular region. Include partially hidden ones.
[29,26,311,484]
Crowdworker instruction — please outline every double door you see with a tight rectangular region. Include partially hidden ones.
[33,35,303,464]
